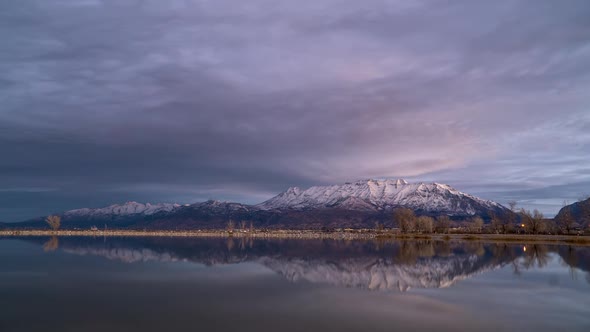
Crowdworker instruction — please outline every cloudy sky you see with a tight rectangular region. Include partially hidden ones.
[1,0,589,221]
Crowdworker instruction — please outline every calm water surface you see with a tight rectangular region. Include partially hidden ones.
[0,236,589,332]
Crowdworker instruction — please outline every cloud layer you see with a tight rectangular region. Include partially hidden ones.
[1,0,589,221]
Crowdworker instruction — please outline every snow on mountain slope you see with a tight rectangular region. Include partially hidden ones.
[257,179,504,216]
[65,201,180,217]
[61,200,252,220]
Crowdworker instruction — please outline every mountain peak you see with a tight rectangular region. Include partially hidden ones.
[285,187,302,195]
[395,179,409,186]
[361,178,409,186]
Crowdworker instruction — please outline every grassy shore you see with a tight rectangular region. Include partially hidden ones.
[1,229,589,245]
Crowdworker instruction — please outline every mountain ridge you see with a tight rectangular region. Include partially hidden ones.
[257,179,504,216]
[555,198,590,228]
[9,179,510,229]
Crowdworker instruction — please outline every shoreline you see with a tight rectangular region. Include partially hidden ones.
[1,229,589,245]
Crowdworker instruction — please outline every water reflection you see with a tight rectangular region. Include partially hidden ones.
[521,245,550,269]
[42,236,59,252]
[17,236,590,291]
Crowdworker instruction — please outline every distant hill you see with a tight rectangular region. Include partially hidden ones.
[8,179,511,230]
[555,198,590,227]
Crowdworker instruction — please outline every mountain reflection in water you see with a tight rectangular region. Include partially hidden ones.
[27,236,590,292]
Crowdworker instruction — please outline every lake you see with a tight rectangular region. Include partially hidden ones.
[0,236,589,331]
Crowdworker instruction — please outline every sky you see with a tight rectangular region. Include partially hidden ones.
[1,0,589,222]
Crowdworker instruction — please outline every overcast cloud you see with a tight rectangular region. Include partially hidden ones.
[1,0,589,221]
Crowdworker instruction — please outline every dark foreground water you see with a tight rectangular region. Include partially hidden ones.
[0,237,589,332]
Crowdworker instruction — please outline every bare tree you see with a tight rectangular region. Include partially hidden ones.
[240,220,247,231]
[227,220,235,233]
[533,209,546,233]
[508,201,518,212]
[416,216,434,234]
[556,201,575,234]
[490,211,512,234]
[374,221,385,232]
[520,209,545,234]
[249,221,254,233]
[506,201,518,232]
[435,216,451,234]
[45,215,61,231]
[393,208,416,234]
[469,216,484,234]
[490,212,503,234]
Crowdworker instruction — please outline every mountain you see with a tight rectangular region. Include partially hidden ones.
[555,198,590,227]
[258,179,506,217]
[13,201,183,229]
[13,200,272,230]
[65,201,181,218]
[10,179,510,230]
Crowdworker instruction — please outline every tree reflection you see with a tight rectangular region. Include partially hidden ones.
[226,237,235,251]
[559,246,580,280]
[464,242,485,257]
[394,240,435,264]
[433,241,451,257]
[520,245,550,269]
[43,236,59,252]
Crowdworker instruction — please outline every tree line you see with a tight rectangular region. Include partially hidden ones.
[390,200,588,235]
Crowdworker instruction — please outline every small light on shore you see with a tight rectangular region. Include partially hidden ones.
[523,246,527,252]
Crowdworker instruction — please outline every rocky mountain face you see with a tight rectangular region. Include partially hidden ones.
[257,179,506,217]
[10,179,510,230]
[555,198,590,227]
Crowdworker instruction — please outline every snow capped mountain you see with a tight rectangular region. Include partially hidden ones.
[258,179,505,216]
[65,201,180,217]
[14,178,509,229]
